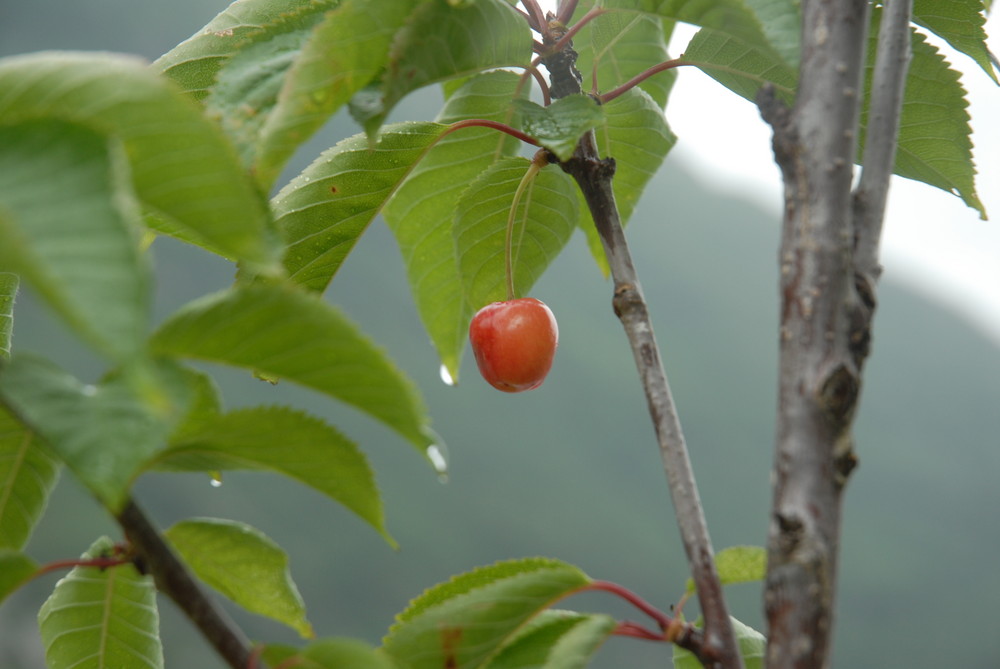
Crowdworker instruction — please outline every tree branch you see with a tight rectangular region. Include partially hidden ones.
[542,32,743,669]
[756,0,911,666]
[854,0,913,279]
[117,498,256,669]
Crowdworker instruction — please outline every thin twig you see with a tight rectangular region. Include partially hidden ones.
[117,498,256,669]
[854,0,913,278]
[540,33,742,669]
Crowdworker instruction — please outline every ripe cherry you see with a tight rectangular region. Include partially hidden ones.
[469,297,558,392]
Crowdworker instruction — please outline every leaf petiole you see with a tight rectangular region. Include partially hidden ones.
[598,59,691,103]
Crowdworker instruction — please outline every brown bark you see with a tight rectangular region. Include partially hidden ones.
[759,1,912,666]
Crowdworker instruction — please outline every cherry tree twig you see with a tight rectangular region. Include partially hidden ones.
[854,0,913,277]
[757,0,911,665]
[540,29,743,669]
[117,498,256,669]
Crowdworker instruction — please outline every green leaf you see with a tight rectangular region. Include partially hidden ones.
[168,366,223,441]
[454,158,578,309]
[686,545,767,594]
[594,87,676,226]
[862,12,985,219]
[274,122,449,292]
[579,87,676,274]
[513,96,605,161]
[673,617,765,669]
[171,0,421,189]
[0,52,280,271]
[252,0,420,187]
[355,0,531,136]
[740,0,801,69]
[684,13,985,218]
[0,272,15,361]
[912,0,998,84]
[681,26,797,103]
[164,517,313,638]
[38,536,163,669]
[150,406,392,545]
[574,9,675,107]
[0,355,195,511]
[0,404,60,550]
[263,638,399,669]
[149,283,436,456]
[0,549,38,604]
[484,610,617,669]
[383,71,525,382]
[382,558,591,669]
[0,121,150,361]
[201,2,339,182]
[155,0,334,100]
[603,0,788,65]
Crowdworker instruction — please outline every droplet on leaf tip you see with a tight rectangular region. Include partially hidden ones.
[427,444,448,483]
[439,364,456,386]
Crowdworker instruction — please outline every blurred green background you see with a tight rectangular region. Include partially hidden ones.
[2,2,999,667]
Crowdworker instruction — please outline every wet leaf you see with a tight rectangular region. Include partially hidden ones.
[38,536,162,669]
[165,518,313,638]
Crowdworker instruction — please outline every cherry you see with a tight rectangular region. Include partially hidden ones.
[469,298,558,392]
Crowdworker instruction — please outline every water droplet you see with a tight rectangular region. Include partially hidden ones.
[439,364,456,386]
[426,444,449,483]
[209,472,223,488]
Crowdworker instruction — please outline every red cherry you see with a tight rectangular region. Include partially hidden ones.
[469,297,559,392]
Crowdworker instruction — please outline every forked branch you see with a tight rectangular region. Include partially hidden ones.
[758,0,912,666]
[541,22,743,669]
[117,498,256,669]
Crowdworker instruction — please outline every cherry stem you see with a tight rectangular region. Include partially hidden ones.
[504,150,550,300]
[598,59,691,103]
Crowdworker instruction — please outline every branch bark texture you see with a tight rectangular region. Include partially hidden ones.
[759,1,911,666]
[542,33,743,669]
[117,498,255,669]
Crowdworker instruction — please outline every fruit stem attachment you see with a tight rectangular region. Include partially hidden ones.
[505,150,551,300]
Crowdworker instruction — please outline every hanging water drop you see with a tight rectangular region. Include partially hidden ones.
[439,364,456,386]
[426,444,449,483]
[209,472,223,488]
